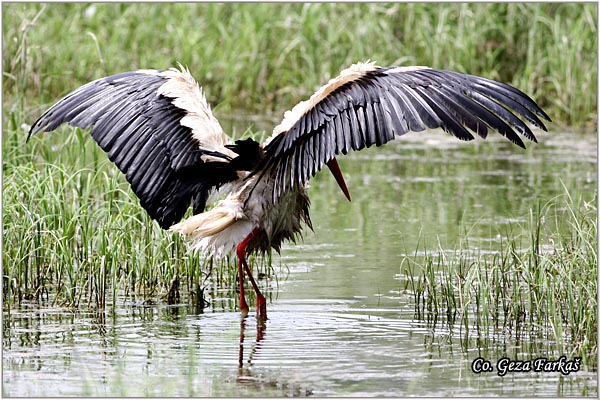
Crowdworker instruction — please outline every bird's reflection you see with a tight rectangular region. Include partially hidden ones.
[238,317,266,372]
[236,317,313,396]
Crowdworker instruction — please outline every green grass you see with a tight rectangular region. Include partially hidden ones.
[2,3,597,130]
[402,189,597,368]
[1,2,597,357]
[2,122,275,310]
[1,149,274,310]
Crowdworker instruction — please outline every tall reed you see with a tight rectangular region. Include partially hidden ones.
[2,3,597,129]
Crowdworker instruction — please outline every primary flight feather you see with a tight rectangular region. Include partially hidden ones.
[29,61,551,319]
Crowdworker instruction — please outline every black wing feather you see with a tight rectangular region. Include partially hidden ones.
[259,66,551,201]
[28,70,236,229]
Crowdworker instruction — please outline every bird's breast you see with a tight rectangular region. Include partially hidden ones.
[243,179,312,254]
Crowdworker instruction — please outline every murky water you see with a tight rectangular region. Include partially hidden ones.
[3,130,597,397]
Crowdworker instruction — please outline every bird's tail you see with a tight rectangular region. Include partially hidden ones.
[169,197,253,258]
[170,209,235,236]
[170,195,245,236]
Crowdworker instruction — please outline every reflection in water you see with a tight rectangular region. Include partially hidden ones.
[3,297,598,397]
[3,131,597,397]
[238,317,267,370]
[92,311,106,337]
[237,318,265,379]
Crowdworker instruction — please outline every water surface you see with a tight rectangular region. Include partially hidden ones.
[3,130,597,397]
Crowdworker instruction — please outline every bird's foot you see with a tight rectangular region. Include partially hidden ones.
[256,294,267,321]
[240,305,249,318]
[239,295,250,317]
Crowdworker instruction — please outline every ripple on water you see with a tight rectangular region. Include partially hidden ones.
[3,130,597,397]
[4,292,598,397]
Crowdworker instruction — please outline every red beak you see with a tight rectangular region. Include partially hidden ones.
[326,157,351,202]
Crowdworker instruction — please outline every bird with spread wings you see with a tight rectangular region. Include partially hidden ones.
[29,61,551,319]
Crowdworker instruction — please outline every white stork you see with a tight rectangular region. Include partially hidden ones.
[29,61,550,320]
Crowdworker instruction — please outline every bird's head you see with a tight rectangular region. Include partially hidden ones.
[225,138,264,171]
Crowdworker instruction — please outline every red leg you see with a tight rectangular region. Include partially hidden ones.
[237,257,249,316]
[236,227,267,320]
[242,260,267,320]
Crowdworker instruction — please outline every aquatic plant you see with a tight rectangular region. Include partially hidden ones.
[402,188,597,368]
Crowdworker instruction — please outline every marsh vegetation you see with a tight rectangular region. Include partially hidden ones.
[2,3,597,396]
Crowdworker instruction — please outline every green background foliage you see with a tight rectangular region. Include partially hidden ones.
[2,3,596,372]
[3,2,598,129]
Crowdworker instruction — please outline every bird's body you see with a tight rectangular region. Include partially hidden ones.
[171,171,311,258]
[29,61,551,320]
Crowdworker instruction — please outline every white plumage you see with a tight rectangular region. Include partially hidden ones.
[29,61,551,320]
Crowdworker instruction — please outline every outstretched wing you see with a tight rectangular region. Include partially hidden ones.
[257,62,551,201]
[28,66,239,229]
